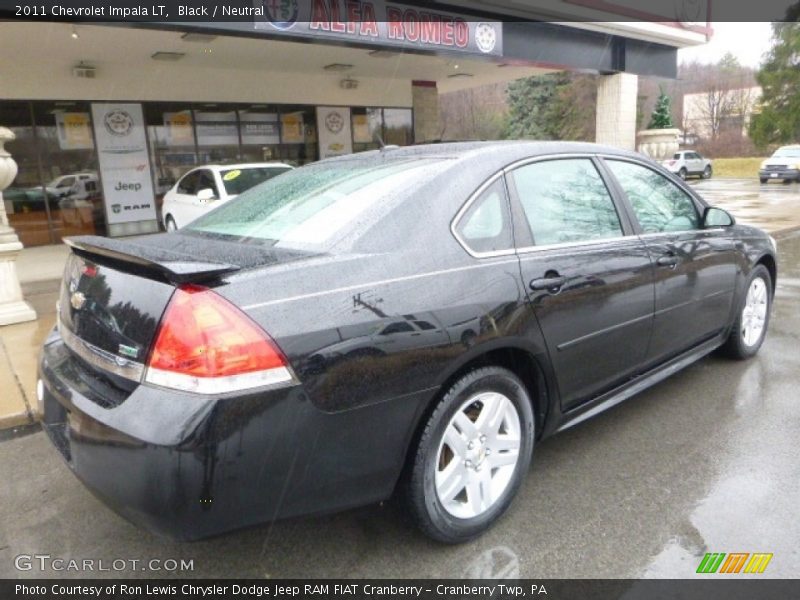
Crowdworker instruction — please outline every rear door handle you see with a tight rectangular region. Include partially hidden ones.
[530,276,567,292]
[656,254,680,268]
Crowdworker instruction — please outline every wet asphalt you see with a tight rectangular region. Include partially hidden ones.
[1,233,799,580]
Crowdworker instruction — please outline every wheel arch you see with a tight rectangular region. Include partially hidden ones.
[755,252,777,296]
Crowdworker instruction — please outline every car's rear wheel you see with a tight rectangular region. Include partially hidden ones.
[165,215,177,232]
[760,177,768,184]
[404,366,534,543]
[702,165,712,179]
[679,167,688,180]
[722,265,772,359]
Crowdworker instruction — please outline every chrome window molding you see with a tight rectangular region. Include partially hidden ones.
[58,314,145,383]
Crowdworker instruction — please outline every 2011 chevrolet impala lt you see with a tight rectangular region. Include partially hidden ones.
[39,142,777,542]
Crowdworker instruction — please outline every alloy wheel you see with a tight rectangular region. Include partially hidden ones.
[742,277,768,347]
[435,392,522,519]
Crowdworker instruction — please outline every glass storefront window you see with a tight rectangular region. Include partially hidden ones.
[194,107,241,164]
[32,101,104,244]
[277,106,317,166]
[2,101,48,246]
[238,105,282,163]
[383,108,414,146]
[351,107,382,152]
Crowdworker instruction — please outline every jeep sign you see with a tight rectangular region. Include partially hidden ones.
[91,102,157,226]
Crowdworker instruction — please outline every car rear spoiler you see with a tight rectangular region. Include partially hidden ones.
[64,236,240,284]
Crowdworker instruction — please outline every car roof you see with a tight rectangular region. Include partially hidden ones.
[317,140,648,168]
[202,162,294,171]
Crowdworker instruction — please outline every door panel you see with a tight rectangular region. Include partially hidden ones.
[604,159,738,363]
[517,240,655,408]
[507,158,655,410]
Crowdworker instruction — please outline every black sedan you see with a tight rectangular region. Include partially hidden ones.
[39,142,777,543]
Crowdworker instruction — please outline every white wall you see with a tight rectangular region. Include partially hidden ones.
[0,58,413,107]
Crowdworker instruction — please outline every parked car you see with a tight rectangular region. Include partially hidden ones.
[161,162,294,230]
[662,150,713,180]
[759,145,800,183]
[46,172,99,200]
[40,142,777,543]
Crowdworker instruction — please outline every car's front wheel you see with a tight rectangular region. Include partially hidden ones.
[760,177,768,184]
[722,265,772,359]
[404,366,535,543]
[165,215,177,232]
[702,165,712,179]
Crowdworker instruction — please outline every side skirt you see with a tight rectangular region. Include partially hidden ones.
[555,335,724,433]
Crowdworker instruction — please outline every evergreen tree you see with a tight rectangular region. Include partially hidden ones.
[749,20,800,147]
[648,89,675,129]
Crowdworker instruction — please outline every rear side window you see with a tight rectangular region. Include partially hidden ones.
[606,160,700,233]
[454,178,514,255]
[509,158,622,246]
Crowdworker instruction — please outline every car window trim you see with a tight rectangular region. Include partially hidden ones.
[450,170,517,259]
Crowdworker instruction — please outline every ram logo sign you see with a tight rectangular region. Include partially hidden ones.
[696,552,773,574]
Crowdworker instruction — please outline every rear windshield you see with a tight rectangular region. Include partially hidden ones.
[773,147,800,158]
[187,158,451,251]
[220,166,292,196]
[673,153,681,159]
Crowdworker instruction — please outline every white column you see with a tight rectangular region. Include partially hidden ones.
[595,73,638,150]
[0,127,37,326]
[412,81,441,143]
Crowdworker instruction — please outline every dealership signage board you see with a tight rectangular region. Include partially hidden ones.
[316,106,352,159]
[240,112,281,145]
[195,111,239,146]
[91,103,157,225]
[253,0,502,57]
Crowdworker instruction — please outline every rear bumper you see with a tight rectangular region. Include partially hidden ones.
[39,327,425,540]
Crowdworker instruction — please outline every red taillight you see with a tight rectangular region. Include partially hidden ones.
[667,160,677,166]
[145,285,293,394]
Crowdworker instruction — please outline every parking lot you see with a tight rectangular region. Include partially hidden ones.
[1,222,799,579]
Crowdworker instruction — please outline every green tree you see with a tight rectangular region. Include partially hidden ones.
[648,88,675,129]
[504,72,595,140]
[749,20,800,148]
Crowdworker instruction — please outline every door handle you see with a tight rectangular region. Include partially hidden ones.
[530,276,567,292]
[656,254,680,268]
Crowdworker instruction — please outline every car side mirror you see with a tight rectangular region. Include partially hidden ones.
[197,188,217,202]
[703,206,735,228]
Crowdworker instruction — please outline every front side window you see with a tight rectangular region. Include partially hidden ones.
[177,171,198,195]
[454,178,513,255]
[606,160,700,234]
[509,158,623,246]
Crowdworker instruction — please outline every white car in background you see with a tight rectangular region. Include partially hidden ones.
[662,150,713,180]
[161,162,293,231]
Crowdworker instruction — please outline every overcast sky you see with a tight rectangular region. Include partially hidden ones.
[677,22,775,68]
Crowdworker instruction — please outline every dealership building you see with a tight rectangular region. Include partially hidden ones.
[0,1,709,322]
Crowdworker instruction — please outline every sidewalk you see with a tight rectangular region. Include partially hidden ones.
[0,244,65,429]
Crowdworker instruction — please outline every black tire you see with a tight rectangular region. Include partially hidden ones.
[760,178,768,184]
[679,168,688,180]
[403,366,535,543]
[702,165,712,179]
[165,215,177,231]
[721,265,772,360]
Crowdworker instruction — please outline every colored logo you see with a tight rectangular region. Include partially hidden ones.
[264,0,298,30]
[475,23,497,53]
[696,552,773,574]
[103,110,134,137]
